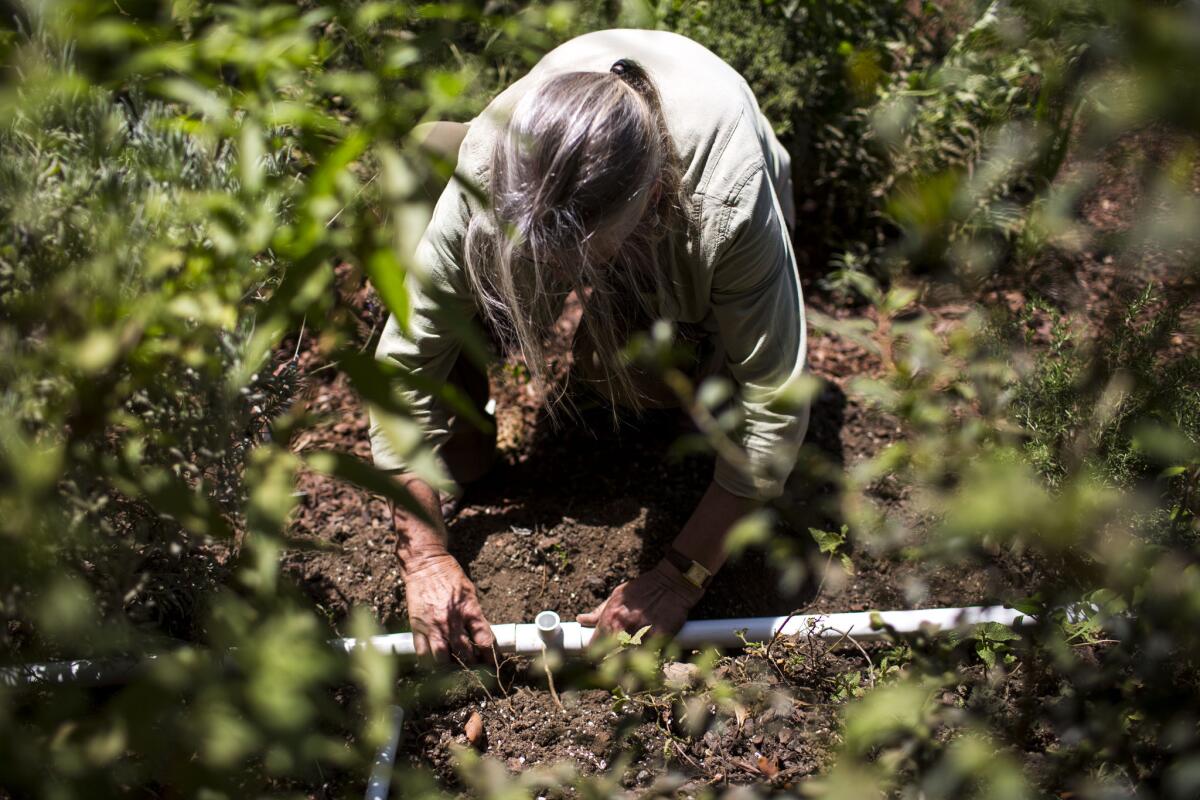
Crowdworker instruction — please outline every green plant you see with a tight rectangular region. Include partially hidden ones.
[4,1,1200,798]
[549,541,571,571]
[967,621,1019,670]
[656,0,959,273]
[809,524,854,575]
[1009,284,1200,540]
[0,1,547,795]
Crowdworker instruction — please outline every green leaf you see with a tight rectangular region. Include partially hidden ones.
[809,525,848,555]
[807,308,882,356]
[73,330,120,374]
[338,350,493,434]
[881,285,919,315]
[767,372,824,413]
[842,683,931,755]
[367,410,455,494]
[363,248,411,332]
[1011,596,1044,617]
[239,120,264,195]
[305,450,430,526]
[309,129,370,201]
[125,462,232,539]
[977,641,997,668]
[617,624,653,647]
[974,621,1021,642]
[154,78,229,122]
[724,510,774,556]
[245,446,301,537]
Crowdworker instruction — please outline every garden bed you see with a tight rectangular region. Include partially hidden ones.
[270,126,1196,793]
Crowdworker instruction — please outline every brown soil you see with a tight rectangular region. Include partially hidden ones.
[273,125,1197,793]
[399,635,861,792]
[278,265,1043,793]
[281,291,1036,635]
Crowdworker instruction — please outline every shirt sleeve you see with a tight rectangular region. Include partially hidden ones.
[368,174,478,482]
[708,164,808,500]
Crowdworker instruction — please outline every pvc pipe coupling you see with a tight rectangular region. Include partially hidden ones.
[492,609,593,652]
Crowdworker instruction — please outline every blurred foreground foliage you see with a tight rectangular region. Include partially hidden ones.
[0,0,1198,798]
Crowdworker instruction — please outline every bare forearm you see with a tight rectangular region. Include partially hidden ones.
[391,474,450,575]
[671,480,758,574]
[581,481,756,638]
[390,473,494,661]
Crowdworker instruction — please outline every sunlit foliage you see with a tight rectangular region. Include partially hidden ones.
[0,0,1198,798]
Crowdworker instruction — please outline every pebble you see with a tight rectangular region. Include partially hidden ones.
[465,711,487,751]
[662,661,702,690]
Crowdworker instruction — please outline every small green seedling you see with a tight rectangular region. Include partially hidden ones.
[550,542,570,571]
[809,525,855,574]
[971,621,1021,670]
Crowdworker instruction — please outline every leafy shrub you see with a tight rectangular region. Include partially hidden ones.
[0,2,545,795]
[653,0,960,273]
[1009,286,1200,536]
[2,1,1200,798]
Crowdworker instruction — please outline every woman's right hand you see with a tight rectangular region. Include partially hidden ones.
[403,552,495,664]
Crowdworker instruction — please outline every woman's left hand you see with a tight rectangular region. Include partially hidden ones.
[577,560,705,640]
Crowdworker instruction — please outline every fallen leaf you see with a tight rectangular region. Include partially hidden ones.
[757,755,780,778]
[733,702,749,731]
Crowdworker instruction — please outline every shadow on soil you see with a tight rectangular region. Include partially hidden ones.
[438,380,850,624]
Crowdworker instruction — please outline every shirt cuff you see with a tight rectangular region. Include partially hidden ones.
[713,455,786,501]
[368,408,459,496]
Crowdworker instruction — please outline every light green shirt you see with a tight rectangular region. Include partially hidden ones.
[371,29,808,499]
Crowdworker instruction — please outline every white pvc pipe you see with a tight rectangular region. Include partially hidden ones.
[0,604,1042,800]
[364,705,405,800]
[5,605,1034,687]
[536,609,562,647]
[0,656,150,688]
[335,604,1032,656]
[674,605,1033,648]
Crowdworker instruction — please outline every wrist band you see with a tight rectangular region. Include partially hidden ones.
[663,547,713,590]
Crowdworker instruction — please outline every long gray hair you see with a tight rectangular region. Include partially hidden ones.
[463,59,688,414]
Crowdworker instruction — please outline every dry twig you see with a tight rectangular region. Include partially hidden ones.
[452,654,496,704]
[541,649,564,711]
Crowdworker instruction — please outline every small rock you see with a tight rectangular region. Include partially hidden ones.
[661,661,702,690]
[464,711,488,751]
[636,770,650,783]
[779,727,793,745]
